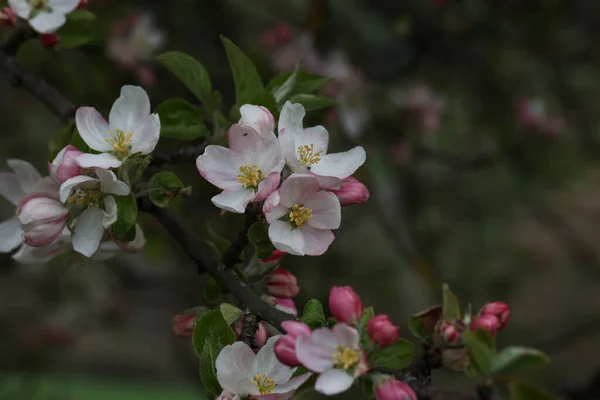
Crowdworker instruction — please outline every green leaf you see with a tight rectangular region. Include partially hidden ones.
[273,64,300,104]
[149,171,186,208]
[155,99,208,140]
[156,51,220,112]
[203,274,224,305]
[370,339,416,370]
[267,70,331,97]
[67,9,96,21]
[489,347,550,377]
[192,309,236,358]
[299,299,326,330]
[408,316,428,343]
[49,120,74,160]
[442,283,461,320]
[248,222,276,259]
[250,91,279,116]
[206,226,231,257]
[58,19,95,49]
[288,94,337,112]
[112,194,137,242]
[118,154,150,187]
[219,303,243,326]
[463,331,494,376]
[409,306,442,343]
[358,307,375,348]
[509,381,557,400]
[220,36,263,105]
[199,334,225,396]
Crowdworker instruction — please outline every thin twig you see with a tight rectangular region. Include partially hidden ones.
[240,312,260,349]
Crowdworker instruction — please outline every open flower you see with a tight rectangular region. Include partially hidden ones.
[8,0,79,33]
[196,112,284,213]
[263,174,340,256]
[215,336,311,399]
[59,168,129,257]
[296,323,367,395]
[75,85,160,169]
[278,101,366,179]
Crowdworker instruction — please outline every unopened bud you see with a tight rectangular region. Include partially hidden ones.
[172,314,197,338]
[439,321,461,344]
[49,145,83,184]
[375,378,417,400]
[17,192,68,247]
[77,0,90,8]
[329,176,370,206]
[267,268,300,298]
[272,297,297,316]
[470,315,500,336]
[0,7,16,28]
[480,301,510,330]
[329,286,363,325]
[274,321,311,367]
[260,249,285,263]
[40,33,60,49]
[367,315,398,347]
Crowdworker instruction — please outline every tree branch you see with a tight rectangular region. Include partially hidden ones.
[138,199,295,331]
[240,312,260,349]
[150,142,208,167]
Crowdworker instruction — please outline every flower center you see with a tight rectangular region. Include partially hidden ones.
[67,188,103,208]
[237,164,262,189]
[251,373,275,395]
[288,204,312,228]
[332,346,360,371]
[28,0,50,11]
[106,128,133,158]
[297,144,322,167]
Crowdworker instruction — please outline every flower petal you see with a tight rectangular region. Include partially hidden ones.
[7,159,42,194]
[273,372,312,394]
[94,168,130,196]
[252,336,295,385]
[196,145,241,190]
[300,226,334,256]
[0,172,24,206]
[131,113,160,154]
[228,124,263,157]
[75,107,111,152]
[254,172,280,203]
[76,153,122,169]
[278,174,320,208]
[72,207,105,257]
[304,191,340,230]
[29,10,66,33]
[310,146,366,179]
[103,196,118,227]
[216,342,256,395]
[263,191,283,219]
[0,217,23,253]
[212,187,255,214]
[332,323,360,349]
[294,126,329,156]
[109,85,151,134]
[239,104,275,138]
[7,0,31,18]
[49,0,79,13]
[314,368,355,395]
[278,102,305,165]
[295,328,337,373]
[59,175,97,203]
[268,220,304,256]
[255,135,285,176]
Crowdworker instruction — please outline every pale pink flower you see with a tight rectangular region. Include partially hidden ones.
[17,192,68,247]
[107,14,165,68]
[75,85,160,169]
[8,0,78,33]
[263,174,341,256]
[49,145,83,184]
[296,323,367,395]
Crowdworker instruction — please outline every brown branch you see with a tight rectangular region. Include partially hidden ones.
[139,199,295,331]
[240,312,260,349]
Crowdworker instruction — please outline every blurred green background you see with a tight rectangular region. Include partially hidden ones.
[2,0,600,398]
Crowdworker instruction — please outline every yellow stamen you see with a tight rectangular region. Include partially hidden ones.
[251,373,275,395]
[237,164,262,189]
[332,346,361,371]
[67,188,103,208]
[105,128,133,157]
[288,204,312,228]
[29,0,48,9]
[297,144,322,166]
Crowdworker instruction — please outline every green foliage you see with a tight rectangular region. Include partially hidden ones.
[67,9,96,21]
[442,283,461,320]
[248,222,276,259]
[155,99,208,140]
[220,36,263,105]
[509,381,557,400]
[408,316,429,343]
[299,299,326,330]
[219,303,243,325]
[288,94,337,112]
[358,307,375,348]
[203,274,224,305]
[369,339,416,370]
[199,336,223,397]
[112,194,137,242]
[489,347,550,376]
[118,155,150,187]
[272,64,300,104]
[156,51,220,112]
[463,330,495,376]
[267,68,332,104]
[149,171,187,208]
[59,15,96,49]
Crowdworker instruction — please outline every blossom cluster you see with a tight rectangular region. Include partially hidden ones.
[0,85,157,262]
[196,102,369,256]
[439,301,511,345]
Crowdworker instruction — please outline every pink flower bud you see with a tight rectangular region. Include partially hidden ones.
[375,379,417,400]
[40,33,60,49]
[329,176,370,206]
[255,322,267,347]
[172,313,197,337]
[281,321,312,338]
[440,321,461,344]
[272,297,297,316]
[0,7,16,28]
[267,268,300,298]
[480,301,510,330]
[17,192,68,247]
[329,286,363,325]
[274,335,300,367]
[274,23,292,44]
[49,145,83,184]
[470,315,500,336]
[77,0,89,8]
[261,249,285,263]
[367,315,399,347]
